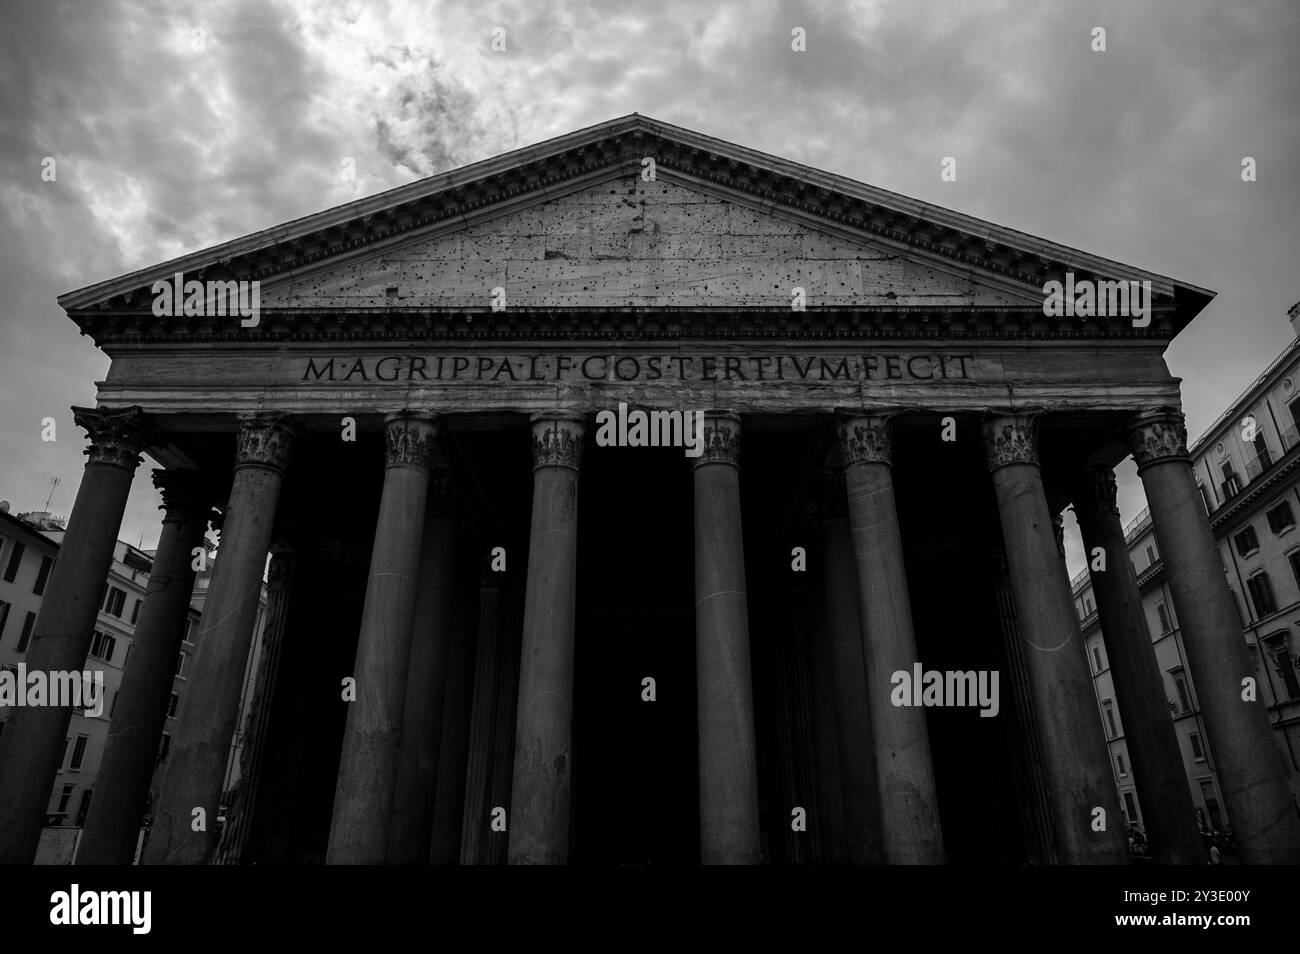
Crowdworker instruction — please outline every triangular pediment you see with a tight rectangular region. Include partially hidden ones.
[256,174,1040,310]
[59,113,1213,339]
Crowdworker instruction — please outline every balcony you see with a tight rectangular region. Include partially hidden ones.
[1221,477,1242,501]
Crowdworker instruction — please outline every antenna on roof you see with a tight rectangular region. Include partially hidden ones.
[43,477,60,511]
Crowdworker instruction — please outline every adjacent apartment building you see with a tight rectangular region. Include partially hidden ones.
[1075,302,1300,837]
[0,505,265,861]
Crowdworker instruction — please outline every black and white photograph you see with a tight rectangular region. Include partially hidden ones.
[0,0,1295,937]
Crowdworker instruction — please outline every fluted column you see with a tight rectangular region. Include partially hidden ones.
[838,413,943,864]
[693,412,761,864]
[1128,409,1300,863]
[387,463,459,863]
[1072,465,1203,864]
[982,414,1126,864]
[78,469,213,865]
[508,415,585,865]
[144,416,294,865]
[817,469,883,864]
[327,411,438,864]
[0,406,152,864]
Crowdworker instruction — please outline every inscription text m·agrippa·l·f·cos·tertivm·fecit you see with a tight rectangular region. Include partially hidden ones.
[300,352,977,384]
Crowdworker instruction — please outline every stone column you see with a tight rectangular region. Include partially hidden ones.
[78,469,212,865]
[982,414,1126,864]
[1128,409,1300,863]
[214,544,296,864]
[387,464,459,864]
[806,593,850,864]
[1072,465,1203,865]
[327,411,438,865]
[428,573,478,864]
[693,412,761,865]
[143,416,294,865]
[838,414,944,864]
[460,570,508,865]
[0,406,152,864]
[818,469,883,864]
[508,415,584,865]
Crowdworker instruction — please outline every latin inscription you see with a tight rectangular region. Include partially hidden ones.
[301,353,976,384]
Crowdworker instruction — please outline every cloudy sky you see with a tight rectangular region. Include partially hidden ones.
[1,0,1297,576]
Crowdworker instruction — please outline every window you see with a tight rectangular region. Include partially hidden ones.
[1261,632,1300,701]
[157,732,171,762]
[69,734,88,770]
[1175,675,1192,714]
[1084,596,1093,615]
[0,599,10,642]
[1289,551,1300,592]
[88,631,117,663]
[1254,432,1274,471]
[1103,701,1118,738]
[1247,572,1278,617]
[59,737,69,768]
[1268,501,1296,534]
[102,586,126,618]
[1200,781,1223,828]
[32,556,53,595]
[76,789,93,826]
[1221,461,1242,500]
[1123,792,1140,826]
[109,691,117,718]
[15,612,36,653]
[1190,732,1205,761]
[1234,525,1260,556]
[1146,544,1156,565]
[130,598,142,625]
[2,542,24,582]
[1116,753,1127,776]
[56,784,75,815]
[1197,483,1212,514]
[175,651,188,677]
[167,692,180,719]
[1156,601,1171,633]
[1091,645,1103,673]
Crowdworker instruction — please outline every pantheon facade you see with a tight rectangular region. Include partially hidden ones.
[1,115,1297,865]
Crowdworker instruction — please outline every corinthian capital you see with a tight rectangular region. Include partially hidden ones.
[235,416,296,473]
[982,414,1040,472]
[1072,466,1120,517]
[531,415,585,471]
[383,412,438,469]
[1126,409,1189,468]
[152,469,214,527]
[693,412,742,469]
[72,405,154,470]
[837,414,893,467]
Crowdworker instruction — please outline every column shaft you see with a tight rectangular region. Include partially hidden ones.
[327,412,437,864]
[508,416,584,864]
[144,417,293,865]
[1129,411,1300,863]
[427,575,478,863]
[983,415,1125,864]
[1073,467,1203,865]
[838,415,944,864]
[693,413,761,864]
[387,475,458,864]
[819,472,883,863]
[78,469,210,865]
[0,406,150,864]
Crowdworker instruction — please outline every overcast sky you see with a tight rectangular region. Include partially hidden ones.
[1,0,1297,577]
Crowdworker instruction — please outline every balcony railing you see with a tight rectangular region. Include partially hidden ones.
[1246,450,1273,480]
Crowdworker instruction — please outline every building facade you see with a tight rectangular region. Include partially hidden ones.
[1,115,1298,865]
[1076,313,1300,844]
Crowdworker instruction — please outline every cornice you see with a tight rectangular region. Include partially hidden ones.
[1208,446,1300,532]
[70,305,1182,348]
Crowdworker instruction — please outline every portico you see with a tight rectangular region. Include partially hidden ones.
[2,114,1296,865]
